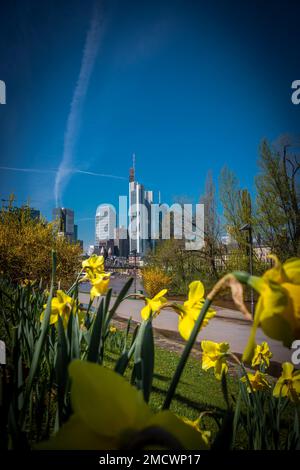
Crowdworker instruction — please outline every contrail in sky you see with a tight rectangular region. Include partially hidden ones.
[0,166,126,180]
[0,167,56,174]
[54,3,103,206]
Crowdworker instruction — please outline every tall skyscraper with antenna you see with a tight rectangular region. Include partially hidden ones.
[128,154,153,257]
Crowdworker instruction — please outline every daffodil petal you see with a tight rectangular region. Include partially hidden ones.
[242,297,262,363]
[214,360,228,380]
[178,314,195,341]
[273,379,286,398]
[282,362,294,379]
[147,411,208,450]
[283,258,300,284]
[36,414,117,450]
[201,340,218,355]
[152,289,168,300]
[248,276,266,294]
[69,360,152,438]
[188,281,205,303]
[141,304,151,320]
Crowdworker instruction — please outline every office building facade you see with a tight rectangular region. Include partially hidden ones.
[52,208,75,243]
[128,167,153,257]
[95,204,116,244]
[114,226,129,258]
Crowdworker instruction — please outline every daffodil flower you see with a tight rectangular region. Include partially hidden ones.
[242,256,300,362]
[181,416,211,446]
[174,281,216,341]
[82,254,105,276]
[241,371,271,393]
[38,360,208,450]
[20,279,36,287]
[109,326,117,333]
[81,255,110,300]
[273,362,300,403]
[140,289,168,320]
[251,342,273,369]
[40,290,78,328]
[90,272,111,300]
[201,340,230,380]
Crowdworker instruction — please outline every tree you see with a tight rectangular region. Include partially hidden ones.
[199,171,224,278]
[0,202,82,288]
[219,166,253,249]
[255,139,300,258]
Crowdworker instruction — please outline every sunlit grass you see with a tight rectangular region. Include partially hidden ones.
[104,343,241,441]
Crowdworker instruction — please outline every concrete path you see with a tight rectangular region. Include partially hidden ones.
[78,292,294,365]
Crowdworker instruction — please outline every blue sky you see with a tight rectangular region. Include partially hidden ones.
[0,0,299,247]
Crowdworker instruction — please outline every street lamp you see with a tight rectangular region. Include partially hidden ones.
[239,223,254,317]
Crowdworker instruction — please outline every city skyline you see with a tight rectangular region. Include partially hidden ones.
[1,0,299,248]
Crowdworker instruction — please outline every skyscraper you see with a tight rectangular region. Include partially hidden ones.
[114,226,129,258]
[95,204,116,257]
[128,157,153,257]
[52,208,75,242]
[74,224,78,242]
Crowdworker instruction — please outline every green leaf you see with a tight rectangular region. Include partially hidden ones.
[104,278,133,331]
[56,315,69,426]
[104,287,112,318]
[132,319,154,402]
[87,299,104,363]
[211,410,234,450]
[114,324,139,376]
[221,369,230,410]
[232,392,242,446]
[19,250,56,430]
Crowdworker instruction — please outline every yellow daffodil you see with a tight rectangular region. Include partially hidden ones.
[175,281,216,341]
[81,255,110,300]
[82,254,105,276]
[43,288,50,298]
[181,416,211,446]
[241,371,271,393]
[201,340,230,380]
[109,326,117,333]
[251,342,273,369]
[20,279,36,287]
[40,290,77,328]
[38,360,208,450]
[243,256,300,362]
[140,289,168,320]
[90,272,111,300]
[273,362,300,403]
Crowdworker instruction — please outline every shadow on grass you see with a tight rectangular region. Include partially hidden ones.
[104,351,225,414]
[150,384,225,414]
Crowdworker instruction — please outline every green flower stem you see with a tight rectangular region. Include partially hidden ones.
[67,268,83,296]
[162,298,212,410]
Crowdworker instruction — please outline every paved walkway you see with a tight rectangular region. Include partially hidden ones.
[79,292,294,365]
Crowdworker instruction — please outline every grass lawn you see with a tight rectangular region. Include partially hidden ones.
[104,341,242,443]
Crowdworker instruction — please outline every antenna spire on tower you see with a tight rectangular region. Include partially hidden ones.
[132,153,136,178]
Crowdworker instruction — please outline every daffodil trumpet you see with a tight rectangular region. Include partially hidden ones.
[201,341,230,380]
[233,255,300,363]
